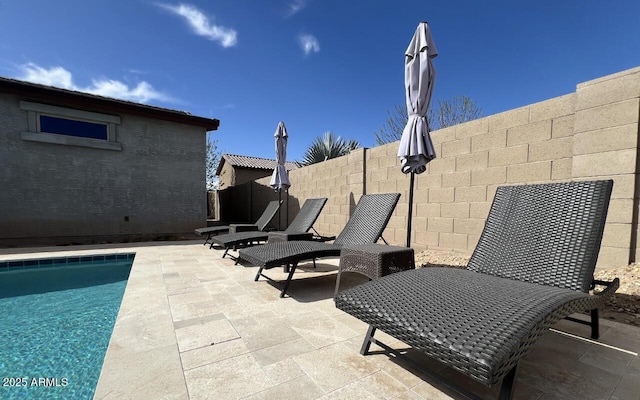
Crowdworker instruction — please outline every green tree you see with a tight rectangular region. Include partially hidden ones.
[374,95,483,145]
[300,131,360,166]
[206,133,221,190]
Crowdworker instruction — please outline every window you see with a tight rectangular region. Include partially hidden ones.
[40,115,108,140]
[20,101,122,151]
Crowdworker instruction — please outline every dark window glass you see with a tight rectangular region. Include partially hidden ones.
[40,115,108,140]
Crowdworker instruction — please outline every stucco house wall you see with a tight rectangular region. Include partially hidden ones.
[216,154,299,190]
[217,161,236,189]
[214,154,298,222]
[217,163,273,189]
[0,78,219,245]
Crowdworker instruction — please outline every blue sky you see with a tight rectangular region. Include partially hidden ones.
[1,0,639,163]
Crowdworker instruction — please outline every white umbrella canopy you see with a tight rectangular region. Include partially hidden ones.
[397,22,438,174]
[270,121,290,229]
[398,22,438,247]
[270,121,291,191]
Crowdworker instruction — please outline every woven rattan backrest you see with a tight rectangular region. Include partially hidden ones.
[333,193,401,246]
[285,198,328,232]
[254,200,283,231]
[467,180,613,292]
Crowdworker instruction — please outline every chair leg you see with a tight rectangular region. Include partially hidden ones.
[313,258,316,268]
[222,248,229,258]
[334,271,342,296]
[280,263,298,298]
[254,267,264,282]
[360,325,376,355]
[590,308,599,339]
[497,364,518,400]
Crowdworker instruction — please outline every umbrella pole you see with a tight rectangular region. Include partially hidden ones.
[278,190,282,230]
[406,172,415,248]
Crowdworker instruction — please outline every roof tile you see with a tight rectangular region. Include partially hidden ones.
[218,154,298,174]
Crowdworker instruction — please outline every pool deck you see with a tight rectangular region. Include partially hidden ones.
[1,241,638,400]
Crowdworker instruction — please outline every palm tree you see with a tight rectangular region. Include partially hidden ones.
[300,131,360,166]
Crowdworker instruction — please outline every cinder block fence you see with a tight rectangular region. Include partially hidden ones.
[248,67,640,268]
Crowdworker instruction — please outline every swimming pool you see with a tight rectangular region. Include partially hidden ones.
[0,254,134,400]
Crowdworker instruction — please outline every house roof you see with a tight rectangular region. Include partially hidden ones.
[216,154,299,175]
[0,76,220,131]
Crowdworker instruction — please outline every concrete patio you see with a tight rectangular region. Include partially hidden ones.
[1,241,638,399]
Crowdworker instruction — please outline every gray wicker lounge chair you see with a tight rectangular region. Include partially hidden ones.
[209,197,328,259]
[195,200,282,248]
[335,180,619,400]
[238,193,401,298]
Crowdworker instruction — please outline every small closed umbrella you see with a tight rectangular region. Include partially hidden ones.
[397,22,438,247]
[270,121,291,229]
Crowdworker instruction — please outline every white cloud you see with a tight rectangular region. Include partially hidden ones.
[160,3,237,48]
[286,0,307,17]
[20,64,75,89]
[17,63,171,104]
[298,34,320,55]
[86,79,169,103]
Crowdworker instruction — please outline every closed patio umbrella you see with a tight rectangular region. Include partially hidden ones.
[397,22,438,247]
[270,121,291,229]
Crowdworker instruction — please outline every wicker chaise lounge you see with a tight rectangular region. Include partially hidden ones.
[238,192,401,298]
[335,180,619,400]
[209,197,328,259]
[194,200,282,248]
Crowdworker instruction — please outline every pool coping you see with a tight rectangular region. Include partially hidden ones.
[0,253,135,271]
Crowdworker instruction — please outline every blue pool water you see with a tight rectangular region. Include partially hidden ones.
[0,254,133,400]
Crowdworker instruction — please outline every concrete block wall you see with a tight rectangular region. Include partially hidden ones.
[256,148,365,237]
[416,92,578,255]
[252,67,640,268]
[571,67,640,267]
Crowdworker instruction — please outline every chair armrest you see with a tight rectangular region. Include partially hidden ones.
[229,224,259,234]
[313,235,336,242]
[268,231,313,243]
[593,278,620,304]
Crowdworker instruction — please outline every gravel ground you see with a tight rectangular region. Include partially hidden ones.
[415,250,640,327]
